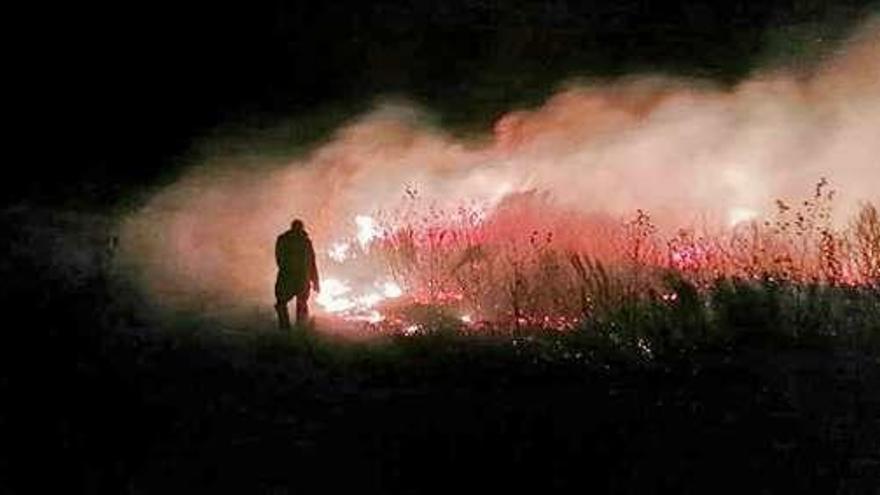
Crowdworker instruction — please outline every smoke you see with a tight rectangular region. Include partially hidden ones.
[118,18,879,319]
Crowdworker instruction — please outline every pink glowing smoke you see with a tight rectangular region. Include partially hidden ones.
[118,19,879,320]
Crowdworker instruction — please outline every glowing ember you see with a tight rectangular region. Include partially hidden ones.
[315,278,355,313]
[355,215,379,248]
[328,242,351,262]
[381,281,403,298]
[351,310,384,324]
[315,276,402,320]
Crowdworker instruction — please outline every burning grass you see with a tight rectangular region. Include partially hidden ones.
[315,180,880,347]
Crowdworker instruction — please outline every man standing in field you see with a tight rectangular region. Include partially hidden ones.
[275,219,320,330]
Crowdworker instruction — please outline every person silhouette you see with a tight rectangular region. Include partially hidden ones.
[274,219,320,330]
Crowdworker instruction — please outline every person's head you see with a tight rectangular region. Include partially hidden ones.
[290,219,305,233]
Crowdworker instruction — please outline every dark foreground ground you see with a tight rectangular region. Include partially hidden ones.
[2,210,880,494]
[5,310,880,494]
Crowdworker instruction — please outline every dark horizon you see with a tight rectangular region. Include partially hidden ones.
[13,0,879,208]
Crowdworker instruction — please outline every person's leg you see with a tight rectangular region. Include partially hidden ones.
[275,299,291,330]
[295,289,310,326]
[275,277,294,330]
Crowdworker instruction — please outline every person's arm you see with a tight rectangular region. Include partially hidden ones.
[275,236,284,269]
[308,239,320,292]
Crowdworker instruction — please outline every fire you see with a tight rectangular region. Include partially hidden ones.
[328,242,351,262]
[114,19,880,334]
[314,213,411,323]
[312,188,879,333]
[314,278,356,313]
[381,280,403,298]
[355,215,379,247]
[314,276,403,322]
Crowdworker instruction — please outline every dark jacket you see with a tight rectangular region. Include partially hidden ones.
[275,229,319,297]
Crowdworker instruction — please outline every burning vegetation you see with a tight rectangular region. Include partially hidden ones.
[115,18,879,339]
[311,180,879,340]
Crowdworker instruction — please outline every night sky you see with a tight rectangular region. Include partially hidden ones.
[16,0,879,208]
[5,6,880,493]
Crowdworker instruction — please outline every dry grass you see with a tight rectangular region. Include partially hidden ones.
[355,182,879,345]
